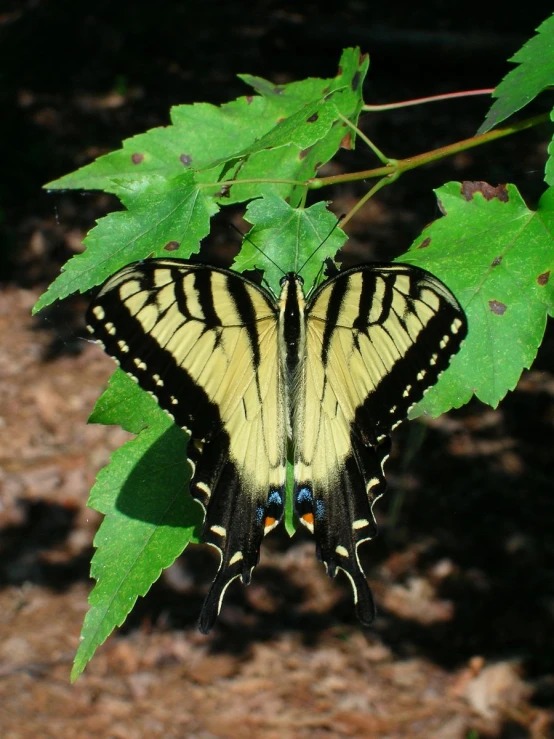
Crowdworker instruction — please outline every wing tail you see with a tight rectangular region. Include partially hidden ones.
[191,441,285,634]
[296,438,390,625]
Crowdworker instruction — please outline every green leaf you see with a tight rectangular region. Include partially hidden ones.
[401,181,554,417]
[33,171,218,313]
[72,371,202,680]
[234,196,346,292]
[89,368,165,433]
[46,48,367,207]
[36,48,367,317]
[544,110,554,186]
[478,14,554,134]
[45,99,281,196]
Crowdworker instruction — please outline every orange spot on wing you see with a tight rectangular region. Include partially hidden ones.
[302,513,314,526]
[264,516,276,529]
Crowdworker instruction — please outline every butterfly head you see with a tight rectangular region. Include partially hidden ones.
[280,272,304,287]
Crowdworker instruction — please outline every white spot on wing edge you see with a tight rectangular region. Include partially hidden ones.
[210,525,226,537]
[92,306,105,320]
[335,545,349,557]
[196,481,211,497]
[452,318,463,334]
[229,551,243,565]
[133,357,147,371]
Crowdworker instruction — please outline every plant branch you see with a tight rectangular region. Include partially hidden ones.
[308,112,550,189]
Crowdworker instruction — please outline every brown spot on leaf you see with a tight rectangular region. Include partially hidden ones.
[351,70,361,91]
[131,152,144,165]
[276,117,286,124]
[314,161,322,170]
[299,146,312,160]
[340,131,353,150]
[307,113,318,123]
[246,95,253,105]
[537,270,550,286]
[491,256,503,267]
[216,184,231,198]
[179,153,192,166]
[164,241,180,252]
[336,65,343,77]
[418,237,431,249]
[489,300,507,315]
[461,181,509,202]
[321,86,330,95]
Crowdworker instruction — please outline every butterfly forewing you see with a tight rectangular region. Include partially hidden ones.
[87,259,287,633]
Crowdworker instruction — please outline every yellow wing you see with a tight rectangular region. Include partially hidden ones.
[293,263,467,623]
[87,259,287,633]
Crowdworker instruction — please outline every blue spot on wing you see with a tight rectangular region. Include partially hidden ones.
[315,499,325,520]
[268,490,283,506]
[296,487,313,504]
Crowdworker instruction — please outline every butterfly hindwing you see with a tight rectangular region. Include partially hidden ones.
[293,264,467,621]
[87,259,287,633]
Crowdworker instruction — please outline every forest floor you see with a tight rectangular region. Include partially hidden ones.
[2,255,554,738]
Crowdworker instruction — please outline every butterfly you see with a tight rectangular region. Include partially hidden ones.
[87,257,467,632]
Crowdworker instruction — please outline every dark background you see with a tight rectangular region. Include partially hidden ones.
[1,2,554,736]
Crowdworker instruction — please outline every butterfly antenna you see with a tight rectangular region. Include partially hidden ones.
[297,215,346,275]
[230,223,285,276]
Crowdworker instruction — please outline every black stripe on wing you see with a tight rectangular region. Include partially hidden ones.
[356,266,467,442]
[309,263,467,445]
[87,266,219,439]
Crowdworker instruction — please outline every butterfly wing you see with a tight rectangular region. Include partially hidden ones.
[87,259,287,633]
[294,263,467,623]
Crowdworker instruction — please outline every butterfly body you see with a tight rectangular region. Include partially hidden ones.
[87,258,467,633]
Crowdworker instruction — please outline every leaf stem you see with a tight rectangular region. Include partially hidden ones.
[199,177,307,189]
[363,88,495,111]
[337,111,393,165]
[340,173,399,227]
